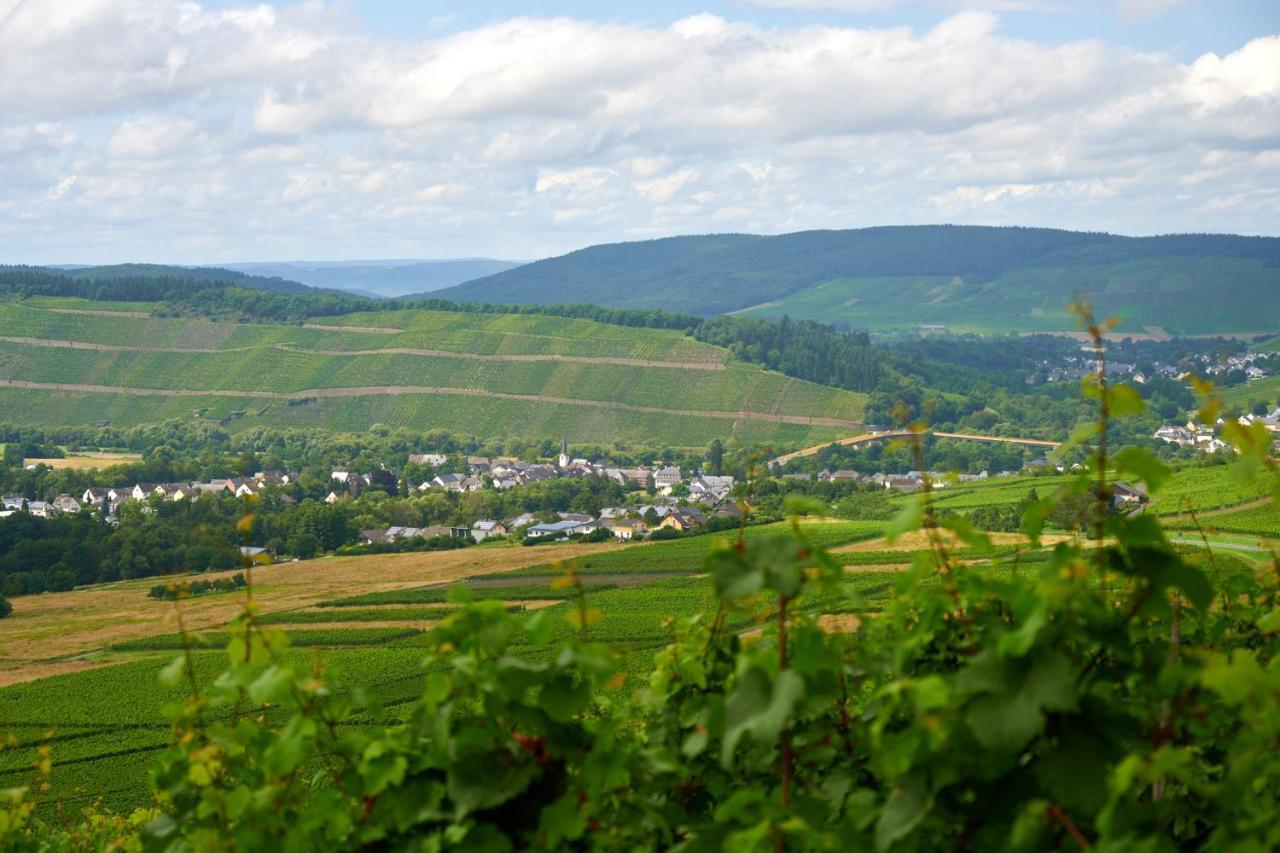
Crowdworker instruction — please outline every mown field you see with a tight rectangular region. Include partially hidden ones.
[0,300,866,446]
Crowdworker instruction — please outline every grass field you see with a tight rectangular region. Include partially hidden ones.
[736,257,1280,335]
[0,301,866,446]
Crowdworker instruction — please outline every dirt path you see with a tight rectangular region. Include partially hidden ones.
[833,530,1075,553]
[36,307,150,318]
[1158,496,1271,523]
[301,322,403,334]
[272,344,726,370]
[0,336,727,370]
[0,542,623,687]
[0,380,863,429]
[0,335,238,354]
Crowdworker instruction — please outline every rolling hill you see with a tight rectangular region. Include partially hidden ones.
[48,263,322,295]
[0,298,866,448]
[436,226,1280,335]
[220,258,524,298]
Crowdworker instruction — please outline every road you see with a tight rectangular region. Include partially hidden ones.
[1171,537,1274,554]
[770,430,1061,467]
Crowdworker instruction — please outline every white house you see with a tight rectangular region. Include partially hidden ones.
[471,520,508,542]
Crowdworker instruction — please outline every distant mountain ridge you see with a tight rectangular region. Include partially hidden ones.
[222,258,523,298]
[52,263,319,295]
[436,226,1280,335]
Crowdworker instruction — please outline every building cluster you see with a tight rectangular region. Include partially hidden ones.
[359,492,740,547]
[1,472,296,521]
[1154,409,1280,453]
[402,445,729,499]
[778,468,994,492]
[1032,346,1275,387]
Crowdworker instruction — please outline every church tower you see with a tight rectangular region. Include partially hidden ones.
[558,434,569,469]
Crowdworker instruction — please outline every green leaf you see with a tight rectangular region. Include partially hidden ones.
[886,494,925,544]
[1113,446,1171,494]
[158,655,187,690]
[540,673,591,722]
[359,743,408,795]
[937,515,991,553]
[1108,384,1146,418]
[709,547,764,599]
[721,668,805,767]
[783,495,827,517]
[262,715,317,776]
[963,652,1075,751]
[1258,608,1280,634]
[1019,499,1053,546]
[447,747,537,816]
[875,775,931,851]
[248,665,294,706]
[1201,649,1269,706]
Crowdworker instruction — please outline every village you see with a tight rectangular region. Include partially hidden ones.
[0,434,1011,546]
[1031,341,1277,386]
[1154,406,1280,454]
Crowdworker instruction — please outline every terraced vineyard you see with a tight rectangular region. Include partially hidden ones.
[0,299,866,446]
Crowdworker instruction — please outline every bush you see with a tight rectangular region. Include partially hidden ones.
[148,572,247,600]
[0,592,10,618]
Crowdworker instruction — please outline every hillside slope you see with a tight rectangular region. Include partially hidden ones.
[0,299,865,447]
[436,226,1280,334]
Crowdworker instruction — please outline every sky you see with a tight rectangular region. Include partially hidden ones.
[0,0,1277,264]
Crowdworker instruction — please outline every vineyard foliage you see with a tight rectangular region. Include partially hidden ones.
[0,300,867,446]
[6,358,1280,849]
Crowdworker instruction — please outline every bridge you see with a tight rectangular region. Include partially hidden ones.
[769,430,1061,467]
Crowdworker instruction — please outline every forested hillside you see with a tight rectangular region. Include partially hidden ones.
[437,226,1280,334]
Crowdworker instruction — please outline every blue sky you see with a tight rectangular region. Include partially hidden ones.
[328,0,1277,60]
[0,0,1276,263]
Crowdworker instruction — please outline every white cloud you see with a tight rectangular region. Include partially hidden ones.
[0,1,1275,262]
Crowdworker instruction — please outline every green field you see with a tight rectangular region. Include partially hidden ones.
[1222,374,1280,409]
[904,465,1265,519]
[0,301,866,446]
[737,257,1280,335]
[0,566,897,814]
[1169,502,1280,537]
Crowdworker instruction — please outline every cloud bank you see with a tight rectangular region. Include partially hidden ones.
[0,1,1275,261]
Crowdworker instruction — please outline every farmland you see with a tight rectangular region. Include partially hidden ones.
[0,299,867,446]
[1222,373,1280,410]
[1,463,1274,817]
[0,518,890,813]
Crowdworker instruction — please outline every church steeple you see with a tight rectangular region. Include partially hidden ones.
[558,434,569,469]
